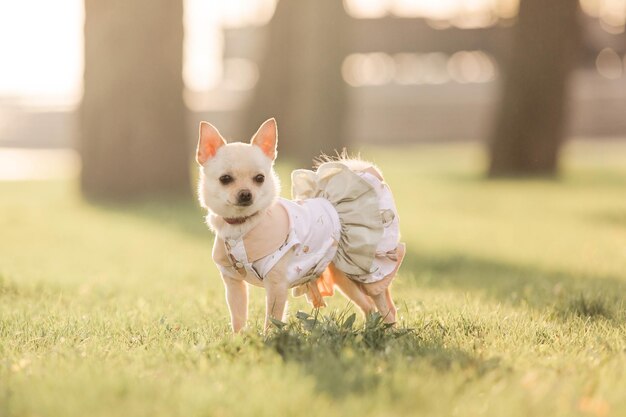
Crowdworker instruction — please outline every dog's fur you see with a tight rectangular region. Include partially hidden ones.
[197,119,398,332]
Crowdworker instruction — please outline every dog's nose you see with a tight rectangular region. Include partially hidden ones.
[237,189,253,205]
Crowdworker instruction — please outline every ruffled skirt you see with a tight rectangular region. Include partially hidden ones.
[291,161,403,286]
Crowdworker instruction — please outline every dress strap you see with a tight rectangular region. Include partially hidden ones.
[212,201,292,281]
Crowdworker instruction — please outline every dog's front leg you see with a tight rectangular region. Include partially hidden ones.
[263,254,291,331]
[263,273,288,331]
[223,276,248,333]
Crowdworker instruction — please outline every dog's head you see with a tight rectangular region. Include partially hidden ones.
[196,118,280,219]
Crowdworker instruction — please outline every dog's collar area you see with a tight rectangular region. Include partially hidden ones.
[223,211,259,225]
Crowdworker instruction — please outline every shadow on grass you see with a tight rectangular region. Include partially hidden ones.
[590,210,626,229]
[0,274,19,297]
[438,166,626,187]
[403,250,626,322]
[87,196,212,240]
[0,273,66,301]
[264,311,501,397]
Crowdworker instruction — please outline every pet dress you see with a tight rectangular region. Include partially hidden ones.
[212,161,405,306]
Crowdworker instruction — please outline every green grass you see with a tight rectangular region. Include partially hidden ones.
[1,141,625,417]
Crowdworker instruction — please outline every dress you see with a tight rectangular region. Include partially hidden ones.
[212,161,404,304]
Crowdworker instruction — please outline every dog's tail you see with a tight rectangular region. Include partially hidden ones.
[314,150,384,180]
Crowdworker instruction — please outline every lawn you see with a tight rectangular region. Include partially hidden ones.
[1,141,625,417]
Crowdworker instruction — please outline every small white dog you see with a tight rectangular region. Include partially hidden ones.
[196,118,405,332]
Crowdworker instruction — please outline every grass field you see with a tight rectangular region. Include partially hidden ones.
[1,142,625,417]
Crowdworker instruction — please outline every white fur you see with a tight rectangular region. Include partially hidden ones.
[198,142,280,241]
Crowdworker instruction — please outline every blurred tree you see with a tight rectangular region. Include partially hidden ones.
[243,0,349,166]
[80,0,189,199]
[488,0,581,176]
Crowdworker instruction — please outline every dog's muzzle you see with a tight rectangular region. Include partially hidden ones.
[236,189,253,206]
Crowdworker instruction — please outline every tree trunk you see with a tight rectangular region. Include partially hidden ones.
[488,0,581,177]
[80,0,189,199]
[242,0,349,166]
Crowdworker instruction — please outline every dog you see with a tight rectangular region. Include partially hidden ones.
[196,118,405,333]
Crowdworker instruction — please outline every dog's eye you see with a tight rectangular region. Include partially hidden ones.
[219,175,233,185]
[253,174,265,184]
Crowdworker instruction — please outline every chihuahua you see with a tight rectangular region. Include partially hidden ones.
[196,118,405,333]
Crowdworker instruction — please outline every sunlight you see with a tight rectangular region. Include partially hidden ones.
[596,47,624,79]
[0,0,270,99]
[345,0,520,21]
[0,148,79,180]
[0,0,622,102]
[183,0,222,92]
[0,0,83,104]
[342,50,496,86]
[183,0,273,92]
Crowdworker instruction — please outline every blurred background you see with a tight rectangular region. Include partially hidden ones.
[3,3,626,414]
[0,0,625,198]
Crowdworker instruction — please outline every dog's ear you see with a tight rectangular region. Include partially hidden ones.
[250,118,277,161]
[197,122,226,165]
